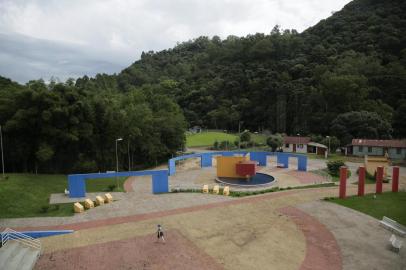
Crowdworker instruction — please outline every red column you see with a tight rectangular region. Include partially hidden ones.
[376,166,383,194]
[339,166,347,199]
[392,166,399,193]
[358,166,365,196]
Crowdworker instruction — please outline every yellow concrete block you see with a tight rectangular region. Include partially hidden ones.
[216,156,248,178]
[202,184,209,193]
[104,193,113,203]
[73,202,84,213]
[223,186,230,196]
[84,199,94,209]
[95,196,105,206]
[213,185,220,194]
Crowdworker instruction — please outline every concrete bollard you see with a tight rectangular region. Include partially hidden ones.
[104,193,113,203]
[223,186,230,196]
[202,185,209,193]
[95,196,105,206]
[213,185,220,194]
[84,199,94,209]
[74,202,84,213]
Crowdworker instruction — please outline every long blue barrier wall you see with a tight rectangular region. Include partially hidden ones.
[68,170,168,198]
[167,150,307,176]
[1,230,73,239]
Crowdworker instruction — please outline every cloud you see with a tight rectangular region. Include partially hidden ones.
[0,0,351,83]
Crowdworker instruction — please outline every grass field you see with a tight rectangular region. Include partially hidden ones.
[0,174,127,218]
[186,132,238,147]
[186,131,268,147]
[328,191,406,225]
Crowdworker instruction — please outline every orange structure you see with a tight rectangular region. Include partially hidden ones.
[216,156,248,178]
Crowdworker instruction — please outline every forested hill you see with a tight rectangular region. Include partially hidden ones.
[117,0,406,140]
[1,0,406,173]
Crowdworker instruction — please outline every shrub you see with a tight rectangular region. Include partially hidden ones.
[107,184,116,191]
[327,160,346,176]
[240,131,251,142]
[40,205,50,213]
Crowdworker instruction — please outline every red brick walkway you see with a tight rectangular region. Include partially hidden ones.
[35,229,224,270]
[278,206,342,270]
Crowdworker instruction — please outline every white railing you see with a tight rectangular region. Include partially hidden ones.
[1,228,41,251]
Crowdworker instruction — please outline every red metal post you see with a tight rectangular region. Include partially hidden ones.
[358,166,365,196]
[376,166,383,194]
[392,166,399,193]
[339,166,347,199]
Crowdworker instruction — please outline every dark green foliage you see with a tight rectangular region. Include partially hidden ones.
[240,131,251,142]
[0,77,186,173]
[1,0,406,175]
[327,160,346,176]
[266,134,284,151]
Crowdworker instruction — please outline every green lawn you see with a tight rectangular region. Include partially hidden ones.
[328,191,406,226]
[250,133,268,145]
[0,174,127,218]
[186,132,237,147]
[306,153,363,162]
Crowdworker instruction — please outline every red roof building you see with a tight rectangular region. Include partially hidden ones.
[347,139,406,159]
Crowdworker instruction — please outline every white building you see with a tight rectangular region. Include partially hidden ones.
[282,136,311,154]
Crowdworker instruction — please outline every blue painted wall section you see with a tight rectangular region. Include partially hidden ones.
[201,153,212,167]
[276,153,289,168]
[250,152,267,166]
[1,230,74,239]
[68,170,168,198]
[297,155,307,171]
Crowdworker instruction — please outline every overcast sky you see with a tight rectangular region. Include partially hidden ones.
[0,0,351,83]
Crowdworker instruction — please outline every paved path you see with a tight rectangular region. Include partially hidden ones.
[298,201,406,270]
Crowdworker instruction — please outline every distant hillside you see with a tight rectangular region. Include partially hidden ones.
[117,0,406,139]
[0,0,405,173]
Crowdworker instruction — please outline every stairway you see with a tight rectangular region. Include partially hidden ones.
[0,229,41,270]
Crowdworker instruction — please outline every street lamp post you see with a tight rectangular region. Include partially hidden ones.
[0,125,4,178]
[115,138,123,190]
[238,121,243,150]
[127,137,131,171]
[326,136,331,157]
[297,133,300,153]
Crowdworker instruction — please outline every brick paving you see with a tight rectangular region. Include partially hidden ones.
[35,229,224,270]
[287,171,326,184]
[278,206,342,270]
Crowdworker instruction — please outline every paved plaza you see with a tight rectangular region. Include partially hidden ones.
[1,158,405,270]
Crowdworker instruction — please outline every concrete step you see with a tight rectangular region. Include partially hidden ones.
[17,248,41,270]
[0,241,20,263]
[0,241,40,270]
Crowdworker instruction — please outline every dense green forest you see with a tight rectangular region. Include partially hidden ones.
[0,0,405,173]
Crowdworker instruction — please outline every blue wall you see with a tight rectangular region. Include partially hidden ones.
[1,230,73,239]
[68,170,169,198]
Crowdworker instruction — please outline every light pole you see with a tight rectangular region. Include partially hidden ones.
[238,121,243,149]
[0,125,4,178]
[296,133,300,153]
[326,136,331,157]
[115,138,123,190]
[127,137,131,171]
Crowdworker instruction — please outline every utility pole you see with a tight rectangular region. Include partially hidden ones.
[127,138,131,171]
[115,138,123,190]
[0,125,4,178]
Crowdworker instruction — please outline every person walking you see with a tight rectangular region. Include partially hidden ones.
[156,224,165,243]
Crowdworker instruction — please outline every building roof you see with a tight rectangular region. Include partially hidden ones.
[283,136,311,144]
[308,142,328,149]
[351,139,406,148]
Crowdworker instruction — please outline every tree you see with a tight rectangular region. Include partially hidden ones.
[331,111,392,145]
[266,134,284,151]
[240,130,251,142]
